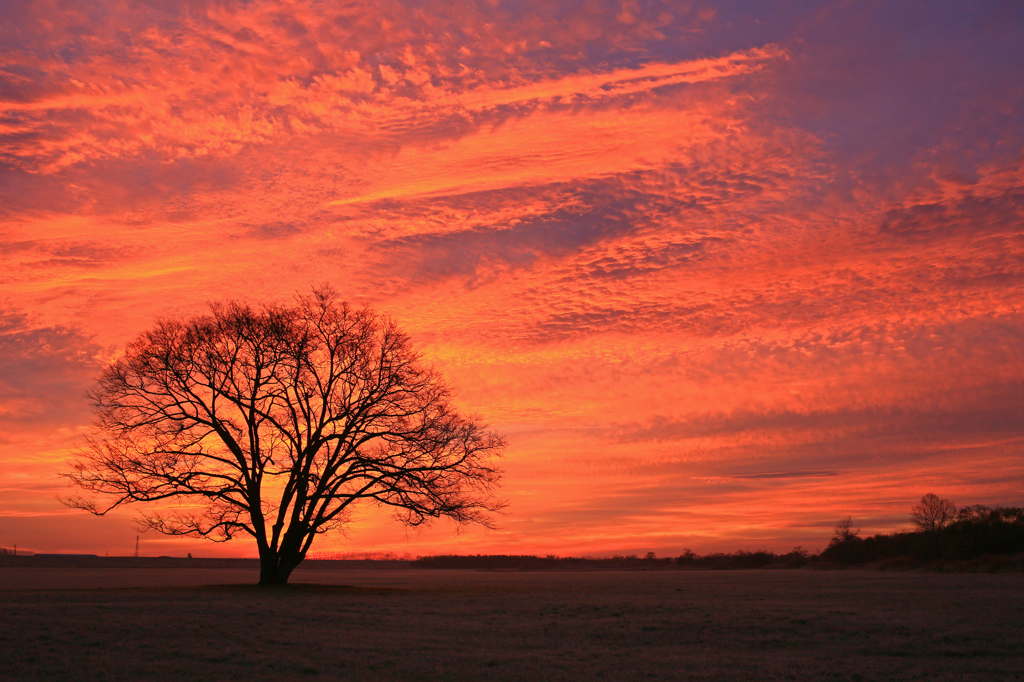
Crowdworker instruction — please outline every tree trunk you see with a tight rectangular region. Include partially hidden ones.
[257,549,303,585]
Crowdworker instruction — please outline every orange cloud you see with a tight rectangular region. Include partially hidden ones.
[1,0,1022,557]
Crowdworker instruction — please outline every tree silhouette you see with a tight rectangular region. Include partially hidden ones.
[63,287,505,584]
[910,493,956,532]
[832,516,859,542]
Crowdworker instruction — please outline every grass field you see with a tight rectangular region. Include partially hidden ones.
[1,566,1022,680]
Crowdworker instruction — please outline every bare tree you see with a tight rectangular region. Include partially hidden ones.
[833,516,859,542]
[910,493,956,532]
[63,287,505,585]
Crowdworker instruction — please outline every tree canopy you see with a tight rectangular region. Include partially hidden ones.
[910,493,956,532]
[832,516,860,542]
[64,287,505,584]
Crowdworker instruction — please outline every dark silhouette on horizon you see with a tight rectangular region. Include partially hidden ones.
[62,286,505,585]
[833,515,860,542]
[824,494,1024,567]
[910,493,957,531]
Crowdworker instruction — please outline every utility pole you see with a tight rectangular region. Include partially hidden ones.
[134,535,139,558]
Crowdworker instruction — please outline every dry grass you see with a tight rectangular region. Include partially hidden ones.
[1,567,1022,681]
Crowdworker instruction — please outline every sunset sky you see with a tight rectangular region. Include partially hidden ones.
[2,1,1023,558]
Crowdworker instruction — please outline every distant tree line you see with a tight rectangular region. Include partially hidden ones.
[410,549,813,570]
[674,547,812,569]
[822,494,1024,567]
[411,494,1023,572]
[411,553,674,570]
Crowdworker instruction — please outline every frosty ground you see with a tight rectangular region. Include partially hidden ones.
[1,567,1021,681]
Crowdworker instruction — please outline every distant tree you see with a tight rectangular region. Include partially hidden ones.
[910,493,956,532]
[784,546,810,567]
[833,516,860,542]
[955,504,991,523]
[63,287,505,585]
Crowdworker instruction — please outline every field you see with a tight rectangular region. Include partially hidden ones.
[1,565,1022,681]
